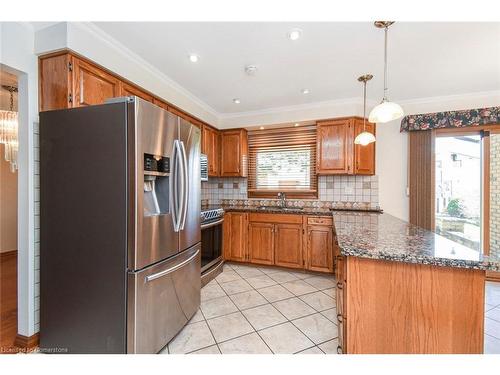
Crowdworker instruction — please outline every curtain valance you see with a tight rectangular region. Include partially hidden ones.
[400,106,499,132]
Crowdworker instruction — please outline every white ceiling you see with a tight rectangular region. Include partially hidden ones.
[55,22,500,114]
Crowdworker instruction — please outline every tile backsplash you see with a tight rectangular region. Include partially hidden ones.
[202,175,380,210]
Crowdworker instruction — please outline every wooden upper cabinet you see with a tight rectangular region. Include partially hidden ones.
[274,223,304,269]
[223,212,248,262]
[220,129,248,177]
[317,117,375,175]
[317,119,352,174]
[73,58,120,107]
[202,125,220,176]
[152,98,169,111]
[353,119,376,175]
[248,222,274,265]
[306,224,334,273]
[39,53,73,111]
[119,81,154,102]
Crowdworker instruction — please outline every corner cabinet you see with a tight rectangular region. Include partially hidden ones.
[220,129,248,177]
[201,125,220,177]
[317,117,375,175]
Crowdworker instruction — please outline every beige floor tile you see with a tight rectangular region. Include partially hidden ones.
[320,307,338,323]
[229,290,268,310]
[259,322,314,354]
[300,291,336,311]
[321,288,336,299]
[207,312,255,343]
[296,346,324,354]
[242,304,287,330]
[485,334,500,354]
[282,280,318,296]
[272,297,316,320]
[318,338,339,354]
[257,284,294,303]
[201,295,238,319]
[167,321,216,354]
[292,313,338,344]
[486,307,500,322]
[245,274,278,289]
[486,303,496,312]
[220,279,253,295]
[304,276,336,290]
[189,345,221,354]
[269,272,299,284]
[216,270,241,283]
[259,267,284,275]
[188,309,205,324]
[201,284,226,302]
[218,332,272,354]
[287,271,312,280]
[486,281,500,306]
[485,317,500,339]
[235,267,266,278]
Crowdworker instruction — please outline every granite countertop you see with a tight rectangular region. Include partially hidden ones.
[333,211,500,271]
[221,205,381,216]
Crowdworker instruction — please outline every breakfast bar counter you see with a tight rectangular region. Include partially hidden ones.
[332,211,500,354]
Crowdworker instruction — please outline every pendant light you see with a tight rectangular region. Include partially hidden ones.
[355,74,376,146]
[0,85,19,172]
[368,21,404,123]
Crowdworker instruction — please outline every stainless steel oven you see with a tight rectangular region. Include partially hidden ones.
[200,207,224,285]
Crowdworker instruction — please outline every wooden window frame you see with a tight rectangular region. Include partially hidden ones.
[248,126,318,199]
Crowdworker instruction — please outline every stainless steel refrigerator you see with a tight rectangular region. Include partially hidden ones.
[39,97,201,353]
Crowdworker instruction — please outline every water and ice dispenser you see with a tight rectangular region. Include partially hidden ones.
[143,153,170,216]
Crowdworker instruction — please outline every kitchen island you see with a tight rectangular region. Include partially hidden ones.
[333,211,500,354]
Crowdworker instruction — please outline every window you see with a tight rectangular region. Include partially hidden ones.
[248,125,317,198]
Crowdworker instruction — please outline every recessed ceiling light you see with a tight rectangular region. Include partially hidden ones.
[301,88,310,94]
[259,126,265,130]
[233,98,241,104]
[294,123,300,127]
[287,28,302,41]
[188,54,199,63]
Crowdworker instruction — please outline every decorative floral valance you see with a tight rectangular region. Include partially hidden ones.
[400,106,500,132]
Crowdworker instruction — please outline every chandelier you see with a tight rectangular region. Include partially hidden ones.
[0,85,18,172]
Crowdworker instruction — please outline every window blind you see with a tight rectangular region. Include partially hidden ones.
[247,125,317,197]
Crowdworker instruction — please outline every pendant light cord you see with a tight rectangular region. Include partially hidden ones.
[363,79,367,131]
[383,25,388,101]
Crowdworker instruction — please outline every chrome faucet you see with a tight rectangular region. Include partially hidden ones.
[277,192,287,208]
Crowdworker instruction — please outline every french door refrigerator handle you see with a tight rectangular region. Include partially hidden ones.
[179,140,189,230]
[171,140,182,232]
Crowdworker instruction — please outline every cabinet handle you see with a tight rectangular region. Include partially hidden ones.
[337,313,343,323]
[337,345,343,354]
[337,281,343,290]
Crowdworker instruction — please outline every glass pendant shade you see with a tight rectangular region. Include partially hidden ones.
[354,131,376,146]
[368,99,404,123]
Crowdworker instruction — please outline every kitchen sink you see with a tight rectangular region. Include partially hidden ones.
[256,206,304,212]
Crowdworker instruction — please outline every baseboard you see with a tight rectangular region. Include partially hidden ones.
[0,250,17,260]
[14,333,39,349]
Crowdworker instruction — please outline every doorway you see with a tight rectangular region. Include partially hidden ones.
[0,70,19,353]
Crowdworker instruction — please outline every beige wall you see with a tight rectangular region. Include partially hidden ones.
[0,143,18,253]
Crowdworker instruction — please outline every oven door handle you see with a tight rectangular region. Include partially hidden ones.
[201,218,224,230]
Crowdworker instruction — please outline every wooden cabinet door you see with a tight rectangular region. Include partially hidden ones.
[274,223,303,269]
[248,222,274,265]
[73,58,120,107]
[317,119,353,174]
[353,119,376,175]
[225,212,248,262]
[39,53,73,111]
[119,82,154,102]
[220,130,248,177]
[306,225,334,273]
[202,125,219,176]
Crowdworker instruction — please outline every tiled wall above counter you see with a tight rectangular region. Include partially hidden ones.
[202,175,380,210]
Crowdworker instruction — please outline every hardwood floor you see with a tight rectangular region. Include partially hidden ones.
[0,251,18,354]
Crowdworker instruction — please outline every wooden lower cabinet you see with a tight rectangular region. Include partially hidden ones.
[274,223,304,269]
[224,212,333,273]
[223,212,248,262]
[248,222,274,265]
[306,225,334,273]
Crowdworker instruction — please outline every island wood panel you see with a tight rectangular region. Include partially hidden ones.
[345,257,485,354]
[248,222,274,265]
[274,223,304,269]
[73,58,121,107]
[39,53,73,111]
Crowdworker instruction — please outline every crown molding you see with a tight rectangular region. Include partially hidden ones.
[69,22,219,119]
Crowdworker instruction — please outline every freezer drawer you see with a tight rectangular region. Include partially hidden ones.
[127,244,201,353]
